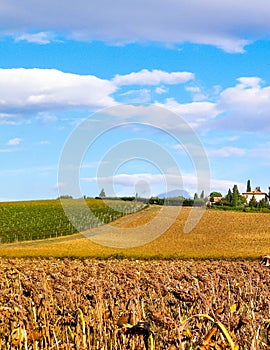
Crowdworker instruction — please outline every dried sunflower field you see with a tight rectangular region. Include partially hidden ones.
[0,258,269,349]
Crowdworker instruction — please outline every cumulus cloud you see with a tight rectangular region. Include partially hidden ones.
[113,69,194,86]
[83,173,169,186]
[216,76,270,131]
[155,98,220,129]
[0,68,197,115]
[2,68,270,136]
[82,173,170,197]
[210,178,246,195]
[1,1,270,52]
[0,68,191,114]
[82,173,197,196]
[0,68,116,112]
[185,86,208,102]
[237,77,262,88]
[81,173,242,197]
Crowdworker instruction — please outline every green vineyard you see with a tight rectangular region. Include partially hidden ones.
[0,199,146,243]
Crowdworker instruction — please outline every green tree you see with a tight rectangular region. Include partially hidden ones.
[99,188,106,198]
[209,191,222,206]
[249,195,257,208]
[200,190,205,199]
[246,179,251,192]
[258,198,268,209]
[225,188,233,205]
[194,192,198,200]
[194,198,205,207]
[210,191,222,198]
[232,184,241,207]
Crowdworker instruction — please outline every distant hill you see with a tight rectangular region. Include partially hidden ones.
[157,189,191,199]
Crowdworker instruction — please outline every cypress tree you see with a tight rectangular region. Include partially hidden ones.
[99,188,106,197]
[232,184,240,207]
[226,188,233,205]
[246,179,251,192]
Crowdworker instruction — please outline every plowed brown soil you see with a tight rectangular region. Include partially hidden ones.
[0,258,269,349]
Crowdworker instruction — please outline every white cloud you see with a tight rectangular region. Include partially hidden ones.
[155,98,220,128]
[15,32,53,44]
[37,113,58,125]
[7,137,22,146]
[216,76,270,131]
[82,173,199,197]
[186,86,201,93]
[2,1,270,52]
[119,89,151,103]
[83,173,168,186]
[0,68,116,112]
[113,69,194,86]
[185,85,208,102]
[207,146,246,157]
[2,68,270,136]
[210,178,246,195]
[81,173,244,197]
[155,86,167,94]
[0,68,195,114]
[102,103,213,136]
[237,77,262,88]
[0,113,23,125]
[204,135,240,146]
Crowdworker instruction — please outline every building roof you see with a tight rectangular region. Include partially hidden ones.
[242,191,266,195]
[242,191,269,198]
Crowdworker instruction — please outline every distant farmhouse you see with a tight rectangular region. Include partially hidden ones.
[208,183,270,207]
[242,187,270,204]
[207,196,223,205]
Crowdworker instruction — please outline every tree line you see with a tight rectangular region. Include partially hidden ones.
[93,181,270,211]
[96,188,207,207]
[209,180,270,212]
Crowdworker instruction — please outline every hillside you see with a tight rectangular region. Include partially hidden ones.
[0,206,269,259]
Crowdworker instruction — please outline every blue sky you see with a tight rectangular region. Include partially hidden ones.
[1,0,270,201]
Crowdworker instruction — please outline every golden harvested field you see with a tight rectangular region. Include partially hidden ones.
[0,258,269,349]
[0,206,270,259]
